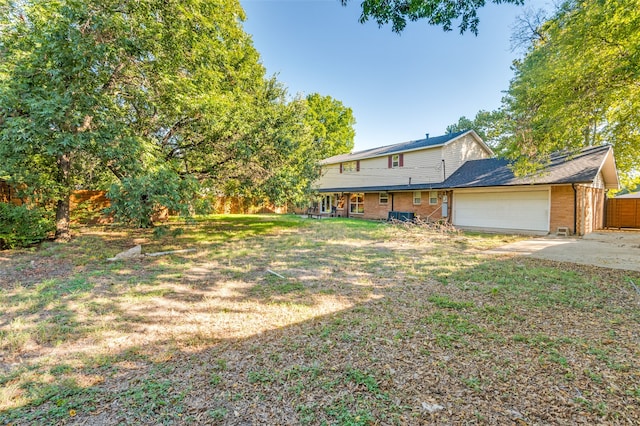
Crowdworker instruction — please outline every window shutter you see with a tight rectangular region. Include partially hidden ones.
[399,154,404,167]
[339,163,343,174]
[388,156,392,168]
[356,160,360,172]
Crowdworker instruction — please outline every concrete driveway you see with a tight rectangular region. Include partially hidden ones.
[483,230,640,272]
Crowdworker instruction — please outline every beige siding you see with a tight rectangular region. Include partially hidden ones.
[441,134,491,180]
[316,163,346,189]
[316,147,444,189]
[315,133,491,190]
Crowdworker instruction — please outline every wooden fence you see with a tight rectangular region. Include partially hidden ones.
[606,198,640,228]
[2,181,286,223]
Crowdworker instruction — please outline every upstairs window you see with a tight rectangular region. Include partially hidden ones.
[413,191,422,205]
[341,160,360,173]
[388,154,404,168]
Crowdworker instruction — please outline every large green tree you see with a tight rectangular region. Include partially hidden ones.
[250,93,356,206]
[502,0,640,177]
[342,0,524,33]
[0,0,338,237]
[445,109,509,152]
[304,93,356,160]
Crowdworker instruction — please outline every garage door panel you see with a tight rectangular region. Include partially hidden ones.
[454,191,549,232]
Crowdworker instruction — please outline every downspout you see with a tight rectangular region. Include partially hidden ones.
[391,193,395,211]
[571,183,578,236]
[442,159,446,181]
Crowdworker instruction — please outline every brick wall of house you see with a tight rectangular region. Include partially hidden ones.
[361,193,388,220]
[582,186,605,234]
[550,184,606,236]
[579,186,591,235]
[594,187,605,232]
[360,191,447,221]
[550,185,575,234]
[392,192,445,220]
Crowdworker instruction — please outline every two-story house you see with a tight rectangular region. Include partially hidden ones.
[314,130,619,235]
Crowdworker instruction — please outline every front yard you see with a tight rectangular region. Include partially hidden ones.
[1,215,639,424]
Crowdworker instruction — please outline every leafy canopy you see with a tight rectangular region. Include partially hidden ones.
[447,0,638,182]
[502,0,640,177]
[342,0,524,33]
[0,0,356,236]
[305,93,356,160]
[445,109,509,152]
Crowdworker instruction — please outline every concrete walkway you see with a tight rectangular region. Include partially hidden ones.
[483,230,640,272]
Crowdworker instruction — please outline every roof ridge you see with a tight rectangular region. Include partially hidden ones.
[321,130,470,164]
[350,129,467,156]
[550,144,610,159]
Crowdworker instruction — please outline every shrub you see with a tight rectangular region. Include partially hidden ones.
[106,169,196,228]
[0,203,54,249]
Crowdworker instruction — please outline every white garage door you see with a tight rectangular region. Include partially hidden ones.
[453,190,549,232]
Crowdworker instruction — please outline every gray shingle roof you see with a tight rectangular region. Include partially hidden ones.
[317,144,615,193]
[320,130,472,164]
[443,144,613,188]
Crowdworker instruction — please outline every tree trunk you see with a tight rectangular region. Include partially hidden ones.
[55,153,71,242]
[55,196,71,241]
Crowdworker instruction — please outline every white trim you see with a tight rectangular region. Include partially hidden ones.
[429,191,438,205]
[453,185,552,194]
[413,191,422,205]
[391,154,400,168]
[349,192,365,215]
[598,146,619,189]
[320,194,334,213]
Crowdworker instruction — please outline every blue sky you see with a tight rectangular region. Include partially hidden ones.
[239,0,548,151]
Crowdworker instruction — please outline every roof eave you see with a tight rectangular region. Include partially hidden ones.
[315,183,447,193]
[599,146,620,190]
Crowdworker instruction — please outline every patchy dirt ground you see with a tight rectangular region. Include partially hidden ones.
[1,217,639,425]
[484,230,640,272]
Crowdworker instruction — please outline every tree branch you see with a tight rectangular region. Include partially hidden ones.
[102,63,126,92]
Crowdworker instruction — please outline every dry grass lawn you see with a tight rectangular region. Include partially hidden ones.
[0,214,639,425]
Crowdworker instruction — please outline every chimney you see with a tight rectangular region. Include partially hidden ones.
[425,133,429,139]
